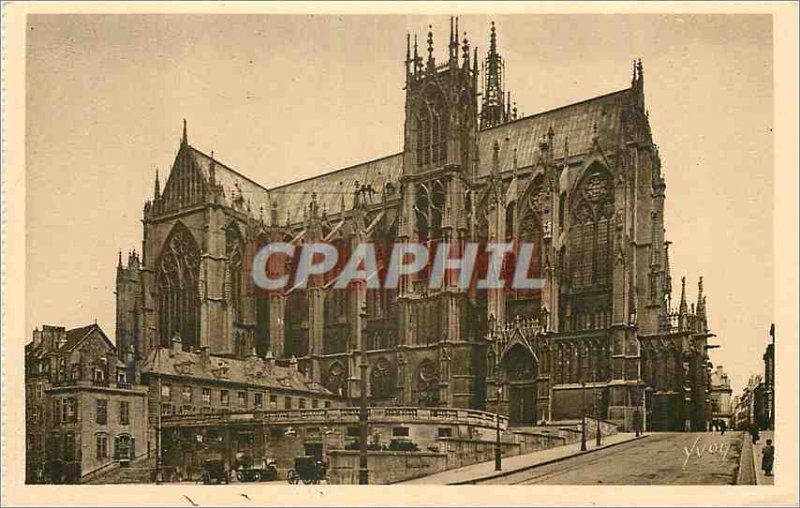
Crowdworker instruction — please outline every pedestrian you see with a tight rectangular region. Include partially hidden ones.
[749,424,760,444]
[761,439,774,476]
[720,420,727,436]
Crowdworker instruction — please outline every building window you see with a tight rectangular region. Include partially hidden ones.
[202,388,211,405]
[438,427,453,438]
[62,398,77,423]
[324,400,331,408]
[298,398,306,409]
[37,383,44,400]
[182,386,193,403]
[156,223,201,349]
[346,427,360,437]
[96,433,109,460]
[270,395,277,410]
[238,391,247,407]
[70,364,80,381]
[254,393,263,409]
[161,404,173,416]
[221,390,229,406]
[312,399,319,409]
[161,384,171,399]
[63,432,76,461]
[119,401,130,426]
[114,434,135,462]
[284,396,292,409]
[392,427,410,437]
[96,400,108,425]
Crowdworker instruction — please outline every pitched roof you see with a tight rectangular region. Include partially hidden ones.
[269,153,403,225]
[140,347,335,396]
[178,87,632,225]
[62,323,114,352]
[476,88,630,176]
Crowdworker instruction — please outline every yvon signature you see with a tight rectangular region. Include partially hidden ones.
[682,436,732,468]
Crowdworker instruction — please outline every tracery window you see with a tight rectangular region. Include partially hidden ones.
[416,88,448,168]
[370,358,396,400]
[414,180,445,242]
[569,166,613,289]
[157,223,200,349]
[416,360,440,407]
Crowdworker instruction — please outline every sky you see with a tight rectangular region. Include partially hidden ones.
[25,14,773,394]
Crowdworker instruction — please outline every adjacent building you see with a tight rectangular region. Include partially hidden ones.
[709,365,733,427]
[24,324,149,483]
[112,20,716,432]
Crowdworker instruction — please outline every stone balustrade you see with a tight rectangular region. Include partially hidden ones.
[163,406,508,430]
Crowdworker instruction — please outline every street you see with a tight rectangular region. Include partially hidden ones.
[480,432,744,485]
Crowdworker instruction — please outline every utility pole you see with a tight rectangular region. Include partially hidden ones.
[495,385,503,471]
[594,368,601,447]
[580,380,587,451]
[155,345,162,484]
[358,303,369,485]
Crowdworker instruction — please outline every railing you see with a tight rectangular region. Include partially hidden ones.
[163,406,508,429]
[659,308,706,333]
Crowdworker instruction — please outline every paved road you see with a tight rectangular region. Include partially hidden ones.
[480,432,743,485]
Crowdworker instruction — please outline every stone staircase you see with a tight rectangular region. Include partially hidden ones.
[83,455,155,484]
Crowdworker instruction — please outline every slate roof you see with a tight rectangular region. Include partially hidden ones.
[139,347,335,396]
[175,87,632,226]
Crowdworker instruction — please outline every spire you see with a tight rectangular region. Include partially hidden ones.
[462,32,470,68]
[480,21,507,129]
[182,118,188,146]
[413,33,420,74]
[663,240,673,303]
[696,276,705,316]
[426,25,434,69]
[679,276,688,314]
[117,250,123,269]
[405,33,411,82]
[154,169,160,200]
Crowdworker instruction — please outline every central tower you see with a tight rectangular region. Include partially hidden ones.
[396,18,481,408]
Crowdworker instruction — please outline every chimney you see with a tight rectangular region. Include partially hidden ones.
[170,332,183,356]
[199,346,210,364]
[265,350,276,373]
[32,328,42,349]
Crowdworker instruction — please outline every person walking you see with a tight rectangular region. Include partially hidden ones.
[720,420,727,435]
[761,439,774,476]
[749,424,760,444]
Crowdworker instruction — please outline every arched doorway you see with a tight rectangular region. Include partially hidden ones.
[503,344,538,426]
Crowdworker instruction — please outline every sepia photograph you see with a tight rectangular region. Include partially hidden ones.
[2,2,798,506]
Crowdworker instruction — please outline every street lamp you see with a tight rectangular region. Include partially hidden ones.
[358,301,369,485]
[594,369,601,447]
[580,380,587,451]
[495,385,503,471]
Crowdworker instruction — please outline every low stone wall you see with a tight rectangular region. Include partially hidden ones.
[328,450,446,485]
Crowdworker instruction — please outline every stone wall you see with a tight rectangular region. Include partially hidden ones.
[328,451,447,485]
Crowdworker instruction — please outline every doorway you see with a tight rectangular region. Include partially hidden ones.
[503,344,538,427]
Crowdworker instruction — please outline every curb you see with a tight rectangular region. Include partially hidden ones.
[736,433,756,485]
[450,434,650,485]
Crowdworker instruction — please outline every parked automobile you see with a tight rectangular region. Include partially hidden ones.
[200,459,229,485]
[236,458,278,482]
[287,456,326,485]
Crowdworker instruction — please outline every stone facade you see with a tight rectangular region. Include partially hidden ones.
[24,324,149,483]
[115,20,715,432]
[710,365,733,427]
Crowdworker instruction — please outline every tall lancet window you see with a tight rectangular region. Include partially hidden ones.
[157,223,200,350]
[226,225,245,323]
[416,87,449,168]
[569,165,614,288]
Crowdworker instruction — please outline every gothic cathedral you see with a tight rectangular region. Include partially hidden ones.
[116,20,716,432]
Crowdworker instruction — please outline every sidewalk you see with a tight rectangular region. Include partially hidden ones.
[399,432,646,485]
[752,431,775,485]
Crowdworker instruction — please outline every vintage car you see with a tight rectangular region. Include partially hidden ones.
[236,458,279,482]
[200,459,230,485]
[286,456,326,485]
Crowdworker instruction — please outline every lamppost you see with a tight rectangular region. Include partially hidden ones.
[594,369,601,447]
[580,380,587,451]
[155,345,163,484]
[358,303,369,485]
[495,385,503,471]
